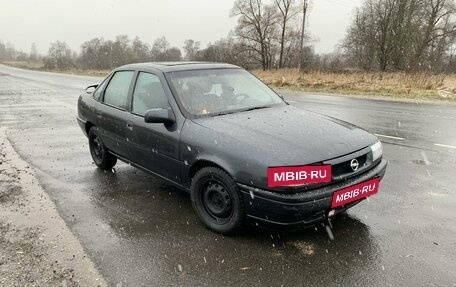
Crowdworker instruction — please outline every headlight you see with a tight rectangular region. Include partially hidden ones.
[371,141,383,162]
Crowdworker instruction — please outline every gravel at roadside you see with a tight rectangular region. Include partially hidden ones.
[0,127,107,287]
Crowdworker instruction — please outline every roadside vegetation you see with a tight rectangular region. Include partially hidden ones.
[1,0,456,101]
[254,69,456,101]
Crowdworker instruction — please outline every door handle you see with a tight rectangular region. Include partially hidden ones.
[96,112,102,118]
[126,122,133,130]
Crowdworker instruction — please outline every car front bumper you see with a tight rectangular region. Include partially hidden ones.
[237,159,388,231]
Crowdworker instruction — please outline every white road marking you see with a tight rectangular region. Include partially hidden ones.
[428,191,448,197]
[287,100,298,103]
[433,143,456,149]
[374,134,405,140]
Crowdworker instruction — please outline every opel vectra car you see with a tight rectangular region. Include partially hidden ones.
[77,62,387,234]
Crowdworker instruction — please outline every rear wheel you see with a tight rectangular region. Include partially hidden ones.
[88,127,117,170]
[191,167,244,235]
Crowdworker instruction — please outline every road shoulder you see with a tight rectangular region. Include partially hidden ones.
[0,127,107,287]
[277,88,456,106]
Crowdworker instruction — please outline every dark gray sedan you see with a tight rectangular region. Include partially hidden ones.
[77,62,387,234]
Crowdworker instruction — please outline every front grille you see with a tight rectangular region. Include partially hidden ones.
[324,146,375,182]
[332,154,368,178]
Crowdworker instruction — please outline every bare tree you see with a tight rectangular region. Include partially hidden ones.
[30,43,38,62]
[195,33,256,68]
[131,37,151,63]
[231,0,279,70]
[342,5,376,70]
[79,37,112,69]
[275,0,300,68]
[164,47,182,61]
[151,36,182,61]
[152,36,170,55]
[0,42,17,61]
[45,41,73,69]
[411,0,456,70]
[183,39,201,61]
[111,35,132,66]
[343,0,456,72]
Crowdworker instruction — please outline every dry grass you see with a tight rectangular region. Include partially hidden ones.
[253,68,456,102]
[1,61,109,77]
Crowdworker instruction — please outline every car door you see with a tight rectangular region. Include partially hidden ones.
[127,71,181,182]
[97,70,135,158]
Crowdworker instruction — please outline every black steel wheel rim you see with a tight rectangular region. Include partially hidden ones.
[92,136,103,161]
[200,180,233,223]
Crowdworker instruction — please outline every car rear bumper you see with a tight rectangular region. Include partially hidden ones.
[76,117,88,136]
[237,159,387,231]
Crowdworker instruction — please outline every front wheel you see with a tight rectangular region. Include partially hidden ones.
[191,167,245,235]
[88,127,117,170]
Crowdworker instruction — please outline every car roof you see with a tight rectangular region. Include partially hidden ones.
[118,62,242,73]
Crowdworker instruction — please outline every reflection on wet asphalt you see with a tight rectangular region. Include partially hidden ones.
[1,65,455,286]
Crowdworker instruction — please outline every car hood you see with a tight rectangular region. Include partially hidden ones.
[191,105,377,166]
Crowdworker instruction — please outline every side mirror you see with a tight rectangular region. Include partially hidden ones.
[85,84,99,94]
[144,108,176,125]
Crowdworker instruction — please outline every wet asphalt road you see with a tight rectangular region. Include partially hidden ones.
[0,64,455,286]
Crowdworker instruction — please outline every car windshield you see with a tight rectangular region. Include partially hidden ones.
[167,68,285,117]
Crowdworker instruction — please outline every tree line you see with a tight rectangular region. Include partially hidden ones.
[43,36,183,70]
[1,0,456,73]
[343,0,456,72]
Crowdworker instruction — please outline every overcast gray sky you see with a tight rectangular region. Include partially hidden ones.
[0,0,362,55]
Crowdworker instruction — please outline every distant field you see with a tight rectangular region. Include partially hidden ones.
[3,61,456,102]
[1,61,109,77]
[254,69,456,102]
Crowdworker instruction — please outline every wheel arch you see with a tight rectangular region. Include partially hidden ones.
[189,159,233,181]
[85,121,95,136]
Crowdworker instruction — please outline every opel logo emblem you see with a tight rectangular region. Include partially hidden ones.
[350,159,359,171]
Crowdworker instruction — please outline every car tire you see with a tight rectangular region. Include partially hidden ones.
[88,127,117,170]
[191,167,245,235]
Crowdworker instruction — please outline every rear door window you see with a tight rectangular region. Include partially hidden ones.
[132,72,169,116]
[103,71,134,109]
